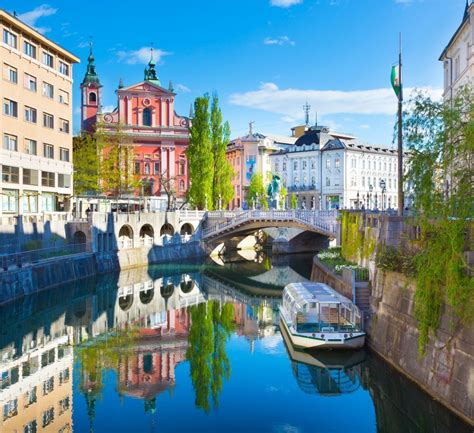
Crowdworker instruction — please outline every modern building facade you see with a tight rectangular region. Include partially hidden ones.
[226,127,296,209]
[440,1,474,101]
[270,125,400,210]
[81,50,191,210]
[0,9,79,216]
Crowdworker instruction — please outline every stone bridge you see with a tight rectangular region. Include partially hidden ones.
[203,210,339,252]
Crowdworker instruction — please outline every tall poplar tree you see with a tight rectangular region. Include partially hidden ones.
[73,132,101,195]
[210,94,234,209]
[187,95,214,209]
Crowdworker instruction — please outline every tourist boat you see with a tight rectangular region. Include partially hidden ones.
[279,282,365,349]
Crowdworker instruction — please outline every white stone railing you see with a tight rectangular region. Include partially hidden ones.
[202,210,339,239]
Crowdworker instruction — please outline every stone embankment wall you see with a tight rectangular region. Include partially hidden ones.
[369,269,473,424]
[0,241,207,305]
[314,211,474,425]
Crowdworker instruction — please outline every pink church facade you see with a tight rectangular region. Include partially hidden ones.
[80,48,190,208]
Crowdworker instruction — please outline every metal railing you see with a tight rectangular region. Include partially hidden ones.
[0,242,91,271]
[202,209,339,238]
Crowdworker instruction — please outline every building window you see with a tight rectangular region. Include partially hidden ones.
[42,82,54,98]
[2,398,17,420]
[178,160,185,175]
[23,169,38,186]
[58,173,71,188]
[24,73,37,92]
[24,41,37,58]
[326,177,330,186]
[154,162,160,174]
[44,144,54,159]
[351,158,356,168]
[42,193,55,211]
[384,162,387,171]
[58,60,69,76]
[302,160,307,169]
[362,160,365,169]
[24,420,37,433]
[25,387,37,407]
[275,162,279,172]
[59,119,69,133]
[25,139,37,155]
[335,158,340,169]
[59,90,69,104]
[179,180,185,191]
[42,407,54,427]
[282,162,286,171]
[43,113,54,129]
[42,377,54,396]
[24,106,37,123]
[326,159,331,169]
[144,163,150,174]
[1,189,18,212]
[378,161,381,170]
[3,98,18,117]
[58,174,71,189]
[311,176,315,186]
[60,147,69,161]
[143,107,152,126]
[1,165,19,183]
[89,92,97,104]
[59,397,70,415]
[362,176,365,187]
[293,161,298,170]
[3,30,17,49]
[351,177,357,187]
[4,63,17,83]
[3,134,17,151]
[43,52,54,68]
[134,162,140,175]
[311,159,315,169]
[59,368,70,385]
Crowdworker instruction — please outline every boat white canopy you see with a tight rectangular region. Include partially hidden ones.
[284,282,354,309]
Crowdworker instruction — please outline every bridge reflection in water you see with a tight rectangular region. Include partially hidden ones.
[0,254,471,433]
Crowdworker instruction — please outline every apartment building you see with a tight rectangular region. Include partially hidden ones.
[0,9,79,215]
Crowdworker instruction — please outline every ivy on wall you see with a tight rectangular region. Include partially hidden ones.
[341,212,376,263]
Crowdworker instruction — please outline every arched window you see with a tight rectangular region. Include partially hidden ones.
[144,163,150,174]
[143,108,152,126]
[179,180,185,191]
[89,92,97,104]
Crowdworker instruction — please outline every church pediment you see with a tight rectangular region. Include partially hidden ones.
[118,81,174,96]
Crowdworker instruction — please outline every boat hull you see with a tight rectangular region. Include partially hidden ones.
[280,315,365,350]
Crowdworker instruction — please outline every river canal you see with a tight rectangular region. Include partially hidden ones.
[0,252,470,433]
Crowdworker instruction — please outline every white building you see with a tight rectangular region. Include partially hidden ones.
[270,125,401,211]
[440,1,474,101]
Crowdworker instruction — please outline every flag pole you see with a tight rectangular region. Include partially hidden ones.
[397,32,404,216]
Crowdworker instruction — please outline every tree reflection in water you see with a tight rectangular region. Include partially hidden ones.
[187,301,235,412]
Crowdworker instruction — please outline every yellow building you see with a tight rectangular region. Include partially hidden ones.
[0,9,79,216]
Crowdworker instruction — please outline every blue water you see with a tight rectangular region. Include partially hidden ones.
[0,253,470,433]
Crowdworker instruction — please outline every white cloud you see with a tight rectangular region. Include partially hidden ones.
[395,0,413,3]
[270,0,302,7]
[102,105,116,113]
[359,124,370,129]
[264,36,295,46]
[229,82,442,117]
[18,4,57,34]
[176,84,191,93]
[116,47,171,65]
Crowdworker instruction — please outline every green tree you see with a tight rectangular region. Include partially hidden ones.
[96,123,140,197]
[247,173,268,209]
[73,132,101,195]
[210,94,234,209]
[187,95,214,209]
[290,192,298,209]
[403,89,474,353]
[279,185,287,209]
[186,301,234,412]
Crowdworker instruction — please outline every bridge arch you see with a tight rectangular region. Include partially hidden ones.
[139,288,154,305]
[118,293,134,311]
[73,230,86,244]
[160,281,174,299]
[180,275,195,293]
[160,223,174,237]
[119,224,134,239]
[180,223,194,236]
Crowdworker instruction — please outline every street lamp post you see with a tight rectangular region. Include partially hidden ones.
[379,178,386,212]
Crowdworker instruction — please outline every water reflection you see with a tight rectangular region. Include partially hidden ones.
[0,254,471,433]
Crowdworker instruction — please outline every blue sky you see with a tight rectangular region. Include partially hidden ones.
[6,0,467,145]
